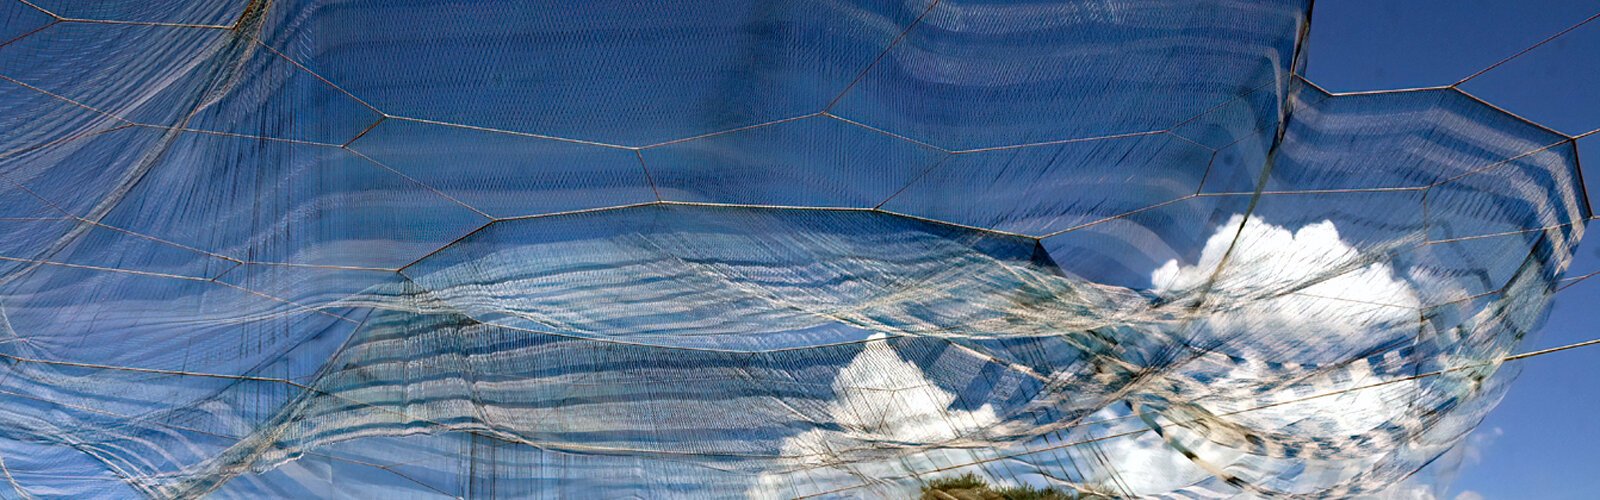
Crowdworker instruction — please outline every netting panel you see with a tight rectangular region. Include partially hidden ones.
[0,0,1588,498]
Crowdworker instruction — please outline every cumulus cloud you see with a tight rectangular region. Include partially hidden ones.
[1462,427,1504,467]
[780,336,1000,453]
[1097,214,1432,495]
[1152,214,1421,347]
[750,334,999,497]
[754,214,1481,497]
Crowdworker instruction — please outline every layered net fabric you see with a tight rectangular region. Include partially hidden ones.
[0,0,1590,498]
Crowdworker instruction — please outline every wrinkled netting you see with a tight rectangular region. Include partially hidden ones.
[0,0,1589,498]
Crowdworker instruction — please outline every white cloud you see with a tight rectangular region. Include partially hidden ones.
[749,334,999,497]
[781,336,999,451]
[1366,483,1440,500]
[1153,214,1421,346]
[1462,427,1504,467]
[1096,214,1432,495]
[752,214,1483,498]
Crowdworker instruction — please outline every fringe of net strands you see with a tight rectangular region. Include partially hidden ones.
[0,0,1592,498]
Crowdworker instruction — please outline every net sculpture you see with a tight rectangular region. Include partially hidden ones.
[0,0,1589,497]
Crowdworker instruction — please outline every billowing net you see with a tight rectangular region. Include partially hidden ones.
[0,0,1589,498]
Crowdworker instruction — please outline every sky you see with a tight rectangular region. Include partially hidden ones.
[0,2,1593,497]
[1305,2,1600,498]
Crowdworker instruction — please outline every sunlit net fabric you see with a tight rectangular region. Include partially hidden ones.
[0,0,1588,498]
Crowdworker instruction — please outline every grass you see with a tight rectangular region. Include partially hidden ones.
[918,473,1114,500]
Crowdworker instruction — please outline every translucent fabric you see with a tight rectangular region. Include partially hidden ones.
[0,0,1587,498]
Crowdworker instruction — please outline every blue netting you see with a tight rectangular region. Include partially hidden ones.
[0,0,1587,498]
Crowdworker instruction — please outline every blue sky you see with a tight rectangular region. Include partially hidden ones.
[1306,2,1600,498]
